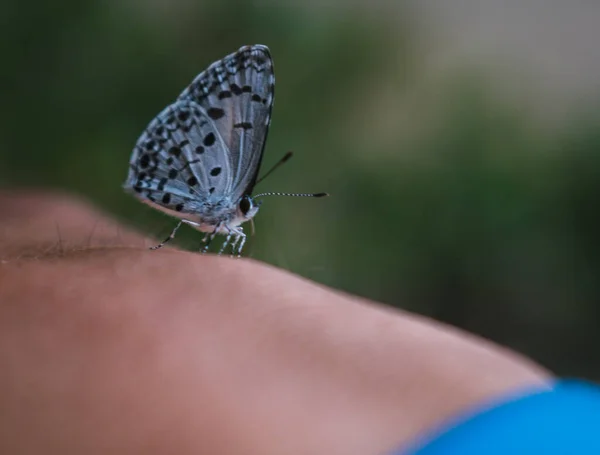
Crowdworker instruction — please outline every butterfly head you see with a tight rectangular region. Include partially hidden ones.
[237,195,260,222]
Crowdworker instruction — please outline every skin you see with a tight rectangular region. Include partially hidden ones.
[0,190,551,455]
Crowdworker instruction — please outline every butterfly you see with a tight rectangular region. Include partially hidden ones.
[123,44,327,256]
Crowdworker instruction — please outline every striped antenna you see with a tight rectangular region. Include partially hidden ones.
[254,150,328,199]
[254,191,328,198]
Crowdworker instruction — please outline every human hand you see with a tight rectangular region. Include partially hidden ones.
[0,190,550,455]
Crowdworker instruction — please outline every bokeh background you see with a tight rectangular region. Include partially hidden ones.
[3,1,600,379]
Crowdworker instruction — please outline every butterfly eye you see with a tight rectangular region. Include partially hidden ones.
[239,196,253,216]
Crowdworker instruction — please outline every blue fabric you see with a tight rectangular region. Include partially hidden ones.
[397,380,600,454]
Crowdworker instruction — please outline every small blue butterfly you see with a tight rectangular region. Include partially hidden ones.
[124,45,327,256]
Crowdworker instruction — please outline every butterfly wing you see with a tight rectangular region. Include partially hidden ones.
[177,44,275,200]
[124,100,234,217]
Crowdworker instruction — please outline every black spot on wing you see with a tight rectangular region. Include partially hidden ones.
[139,154,150,169]
[233,122,253,130]
[210,167,222,177]
[203,132,216,146]
[218,90,232,99]
[207,107,225,120]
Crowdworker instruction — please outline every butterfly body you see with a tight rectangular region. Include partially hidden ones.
[139,193,258,233]
[124,45,274,255]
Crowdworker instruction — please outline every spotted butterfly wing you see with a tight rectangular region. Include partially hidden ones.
[124,45,275,255]
[177,44,274,199]
[125,101,234,213]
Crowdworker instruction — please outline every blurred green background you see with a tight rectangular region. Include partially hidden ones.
[2,1,600,379]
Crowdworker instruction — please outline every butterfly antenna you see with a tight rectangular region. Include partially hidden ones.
[255,151,294,185]
[253,191,329,198]
[254,151,328,199]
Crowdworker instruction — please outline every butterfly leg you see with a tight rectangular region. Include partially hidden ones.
[227,227,246,257]
[230,233,242,257]
[218,227,234,256]
[201,226,220,254]
[149,221,182,250]
[235,230,247,257]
